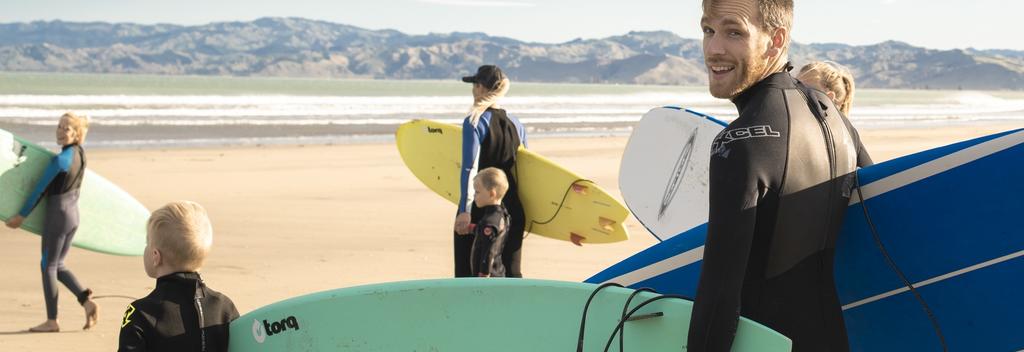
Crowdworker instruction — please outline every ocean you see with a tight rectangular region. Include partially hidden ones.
[1,72,1022,148]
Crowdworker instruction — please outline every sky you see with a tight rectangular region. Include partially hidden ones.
[3,0,1022,51]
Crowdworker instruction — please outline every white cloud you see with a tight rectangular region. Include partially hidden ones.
[416,0,536,7]
[881,0,897,4]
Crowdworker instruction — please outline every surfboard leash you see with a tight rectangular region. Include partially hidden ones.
[855,177,949,352]
[511,155,594,240]
[577,283,700,352]
[576,282,623,352]
[522,176,591,239]
[617,287,657,352]
[600,294,692,352]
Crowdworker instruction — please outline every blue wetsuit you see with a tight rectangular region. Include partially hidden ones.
[19,144,91,320]
[455,108,528,278]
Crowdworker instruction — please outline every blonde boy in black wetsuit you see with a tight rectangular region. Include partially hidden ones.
[468,168,512,277]
[119,201,239,352]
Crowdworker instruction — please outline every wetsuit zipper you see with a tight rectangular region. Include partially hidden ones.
[194,283,207,352]
[804,90,838,252]
[819,118,836,180]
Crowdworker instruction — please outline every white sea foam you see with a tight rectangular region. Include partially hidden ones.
[1,91,1021,145]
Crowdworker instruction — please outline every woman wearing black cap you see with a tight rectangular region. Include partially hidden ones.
[453,65,528,278]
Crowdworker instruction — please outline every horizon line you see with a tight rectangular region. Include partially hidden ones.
[1,16,1020,53]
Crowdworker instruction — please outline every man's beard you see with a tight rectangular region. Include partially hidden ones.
[717,56,769,100]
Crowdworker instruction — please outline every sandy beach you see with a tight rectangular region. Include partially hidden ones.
[0,122,1019,351]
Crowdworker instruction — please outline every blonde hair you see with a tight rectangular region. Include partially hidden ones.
[474,167,509,199]
[468,78,511,126]
[799,61,856,115]
[147,201,214,271]
[704,0,794,50]
[61,112,90,144]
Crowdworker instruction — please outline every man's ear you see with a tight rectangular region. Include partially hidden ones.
[766,27,788,58]
[826,91,837,101]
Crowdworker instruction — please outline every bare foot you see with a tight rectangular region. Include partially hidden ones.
[28,320,60,333]
[83,300,99,330]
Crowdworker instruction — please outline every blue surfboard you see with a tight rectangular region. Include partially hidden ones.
[589,123,1024,351]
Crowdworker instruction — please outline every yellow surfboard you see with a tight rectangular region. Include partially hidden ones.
[396,119,629,244]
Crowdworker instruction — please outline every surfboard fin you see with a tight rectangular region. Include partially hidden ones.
[598,217,616,232]
[570,233,585,246]
[13,144,26,167]
[571,184,589,195]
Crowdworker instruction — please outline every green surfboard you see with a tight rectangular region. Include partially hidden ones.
[228,279,791,351]
[0,129,148,256]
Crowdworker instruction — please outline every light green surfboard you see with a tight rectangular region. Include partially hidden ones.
[0,129,148,256]
[396,119,630,244]
[228,279,791,351]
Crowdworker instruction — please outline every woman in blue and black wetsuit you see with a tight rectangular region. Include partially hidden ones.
[5,112,99,333]
[452,65,529,278]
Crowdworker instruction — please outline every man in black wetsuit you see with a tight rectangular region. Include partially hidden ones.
[686,1,872,351]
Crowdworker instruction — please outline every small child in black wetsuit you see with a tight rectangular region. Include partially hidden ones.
[469,167,511,277]
[118,201,239,352]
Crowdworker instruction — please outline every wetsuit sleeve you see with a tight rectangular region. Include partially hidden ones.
[853,129,873,168]
[18,149,73,217]
[458,116,489,213]
[227,298,240,320]
[687,111,786,351]
[118,303,147,351]
[213,296,240,352]
[841,115,873,167]
[855,138,872,167]
[511,114,528,149]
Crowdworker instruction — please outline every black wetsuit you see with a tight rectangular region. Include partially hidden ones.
[118,272,239,352]
[17,144,91,320]
[686,71,872,352]
[470,204,510,277]
[456,108,527,278]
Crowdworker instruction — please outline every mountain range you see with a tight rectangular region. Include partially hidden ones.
[2,17,1023,90]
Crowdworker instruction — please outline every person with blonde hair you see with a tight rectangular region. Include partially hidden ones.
[453,65,529,278]
[797,61,856,115]
[118,201,239,351]
[6,112,98,333]
[798,61,873,167]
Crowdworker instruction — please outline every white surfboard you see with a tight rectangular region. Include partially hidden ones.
[619,107,727,241]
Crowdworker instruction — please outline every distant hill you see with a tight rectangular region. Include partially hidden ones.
[2,17,1023,90]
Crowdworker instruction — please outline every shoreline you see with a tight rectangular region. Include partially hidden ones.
[2,120,1019,151]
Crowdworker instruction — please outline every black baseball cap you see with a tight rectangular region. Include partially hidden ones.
[461,65,506,90]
